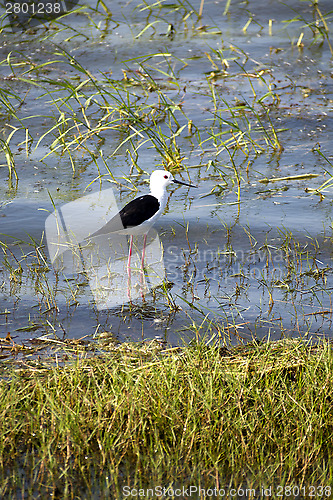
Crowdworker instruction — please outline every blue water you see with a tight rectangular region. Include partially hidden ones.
[0,0,333,347]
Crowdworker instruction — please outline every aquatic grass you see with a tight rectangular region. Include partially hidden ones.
[24,3,114,42]
[11,48,190,169]
[0,235,63,314]
[0,134,18,185]
[133,0,203,29]
[0,86,25,120]
[0,68,33,182]
[203,66,284,157]
[171,223,333,342]
[282,1,333,56]
[1,33,287,183]
[2,215,331,349]
[304,146,333,197]
[0,338,333,496]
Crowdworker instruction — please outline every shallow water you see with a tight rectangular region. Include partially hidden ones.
[0,0,333,348]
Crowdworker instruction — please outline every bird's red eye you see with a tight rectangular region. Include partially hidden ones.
[164,175,168,179]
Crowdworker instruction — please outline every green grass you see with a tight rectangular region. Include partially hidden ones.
[0,338,333,497]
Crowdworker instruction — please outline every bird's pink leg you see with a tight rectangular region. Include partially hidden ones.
[139,233,147,298]
[141,233,147,270]
[127,235,133,300]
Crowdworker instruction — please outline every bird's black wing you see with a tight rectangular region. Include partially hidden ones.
[88,194,160,238]
[120,194,160,228]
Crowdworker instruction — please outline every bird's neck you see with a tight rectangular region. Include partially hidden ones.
[151,187,168,208]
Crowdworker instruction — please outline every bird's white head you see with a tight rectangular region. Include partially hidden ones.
[149,170,197,199]
[149,170,174,191]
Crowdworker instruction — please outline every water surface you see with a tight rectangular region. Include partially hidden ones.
[0,0,333,350]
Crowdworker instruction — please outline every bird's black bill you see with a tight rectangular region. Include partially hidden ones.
[173,178,198,188]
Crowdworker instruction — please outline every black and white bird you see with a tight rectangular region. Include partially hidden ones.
[88,170,197,277]
[89,170,197,239]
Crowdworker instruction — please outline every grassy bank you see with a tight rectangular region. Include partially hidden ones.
[0,338,332,498]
